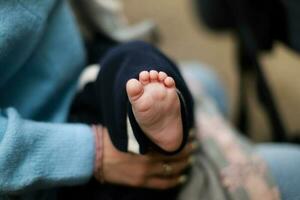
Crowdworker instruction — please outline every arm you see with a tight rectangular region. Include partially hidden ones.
[0,108,95,194]
[1,107,186,194]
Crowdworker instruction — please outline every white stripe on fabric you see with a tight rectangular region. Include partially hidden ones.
[127,116,140,154]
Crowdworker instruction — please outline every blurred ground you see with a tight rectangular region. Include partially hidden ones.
[124,0,300,141]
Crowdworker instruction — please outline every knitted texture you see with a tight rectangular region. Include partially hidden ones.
[0,0,95,198]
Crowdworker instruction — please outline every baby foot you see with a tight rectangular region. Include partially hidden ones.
[126,70,183,152]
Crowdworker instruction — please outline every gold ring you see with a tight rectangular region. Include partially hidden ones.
[162,163,172,176]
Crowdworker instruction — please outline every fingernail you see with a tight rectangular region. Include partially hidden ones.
[178,175,187,184]
[188,156,196,165]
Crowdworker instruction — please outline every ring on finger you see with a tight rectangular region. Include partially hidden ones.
[162,162,173,176]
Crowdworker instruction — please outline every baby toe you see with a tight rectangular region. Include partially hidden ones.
[158,71,168,82]
[139,71,150,84]
[150,70,159,81]
[164,77,175,88]
[126,79,144,102]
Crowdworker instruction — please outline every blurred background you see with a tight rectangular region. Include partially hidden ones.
[123,0,300,142]
[73,0,300,142]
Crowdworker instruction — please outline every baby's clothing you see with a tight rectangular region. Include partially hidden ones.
[96,41,194,155]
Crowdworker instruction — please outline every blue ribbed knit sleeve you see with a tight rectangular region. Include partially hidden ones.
[0,108,95,194]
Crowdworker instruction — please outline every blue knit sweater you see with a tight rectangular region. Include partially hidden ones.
[0,0,95,198]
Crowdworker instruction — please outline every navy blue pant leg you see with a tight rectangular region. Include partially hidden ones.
[95,41,194,154]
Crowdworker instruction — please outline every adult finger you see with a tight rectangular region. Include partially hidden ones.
[150,140,199,162]
[143,175,187,190]
[149,157,191,177]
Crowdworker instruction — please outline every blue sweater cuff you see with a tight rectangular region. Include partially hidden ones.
[0,108,95,193]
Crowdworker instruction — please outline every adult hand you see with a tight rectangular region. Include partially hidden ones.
[97,127,197,190]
